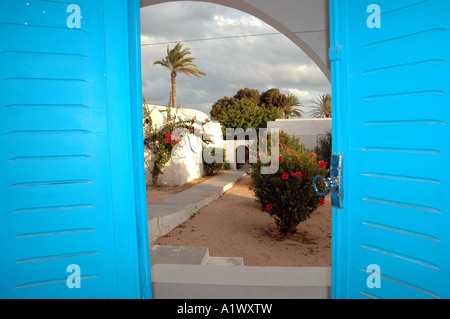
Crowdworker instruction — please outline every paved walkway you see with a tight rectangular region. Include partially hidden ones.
[147,169,248,244]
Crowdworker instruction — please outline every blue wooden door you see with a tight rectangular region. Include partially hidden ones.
[0,0,151,298]
[330,0,450,298]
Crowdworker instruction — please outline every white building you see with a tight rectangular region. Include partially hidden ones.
[144,105,224,186]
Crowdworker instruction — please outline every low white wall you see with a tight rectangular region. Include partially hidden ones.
[145,133,205,186]
[144,106,225,186]
[151,264,331,299]
[267,118,331,151]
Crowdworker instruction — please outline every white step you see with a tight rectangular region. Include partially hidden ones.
[205,256,244,266]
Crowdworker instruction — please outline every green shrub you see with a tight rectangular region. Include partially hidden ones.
[315,130,332,171]
[250,131,329,235]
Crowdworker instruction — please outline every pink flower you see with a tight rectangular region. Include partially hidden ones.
[296,171,302,178]
[282,173,289,180]
[310,152,316,158]
[266,204,273,211]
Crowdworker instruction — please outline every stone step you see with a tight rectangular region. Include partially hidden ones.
[150,245,210,266]
[205,256,244,266]
[150,245,244,267]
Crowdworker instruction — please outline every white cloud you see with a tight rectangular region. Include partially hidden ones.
[139,2,330,118]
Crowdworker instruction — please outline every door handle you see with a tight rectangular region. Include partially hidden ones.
[312,153,343,208]
[313,175,338,196]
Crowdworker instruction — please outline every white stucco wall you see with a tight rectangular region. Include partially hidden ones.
[267,118,331,151]
[144,106,225,186]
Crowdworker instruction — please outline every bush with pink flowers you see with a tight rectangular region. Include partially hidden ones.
[250,131,329,235]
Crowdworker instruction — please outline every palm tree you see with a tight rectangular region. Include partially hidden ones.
[283,93,304,119]
[153,43,206,108]
[311,93,331,118]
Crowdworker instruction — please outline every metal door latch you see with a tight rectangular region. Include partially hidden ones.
[312,153,343,208]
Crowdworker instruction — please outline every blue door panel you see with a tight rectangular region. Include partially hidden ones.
[2,159,110,187]
[332,0,450,298]
[0,0,104,35]
[0,200,110,236]
[1,181,110,213]
[0,81,107,110]
[0,108,108,134]
[352,270,441,299]
[0,0,147,298]
[351,124,449,154]
[0,53,104,85]
[350,94,447,123]
[354,151,446,187]
[1,134,108,161]
[6,274,117,299]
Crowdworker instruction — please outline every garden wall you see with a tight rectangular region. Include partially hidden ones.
[267,118,331,151]
[144,109,224,186]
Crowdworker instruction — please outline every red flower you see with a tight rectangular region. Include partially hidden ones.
[287,149,290,154]
[319,198,325,206]
[164,133,171,144]
[312,159,317,164]
[296,171,302,178]
[281,173,289,180]
[279,143,284,149]
[291,171,295,176]
[266,204,273,211]
[319,160,327,169]
[310,152,316,158]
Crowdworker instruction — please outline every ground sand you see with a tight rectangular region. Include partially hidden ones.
[150,174,332,267]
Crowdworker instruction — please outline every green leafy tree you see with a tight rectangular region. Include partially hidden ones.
[283,93,304,119]
[233,88,261,105]
[216,99,283,137]
[260,88,287,109]
[210,96,232,120]
[153,43,206,108]
[311,93,332,118]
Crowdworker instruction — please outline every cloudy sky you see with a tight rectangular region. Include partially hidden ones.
[140,2,331,118]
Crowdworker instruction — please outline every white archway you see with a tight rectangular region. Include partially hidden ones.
[140,0,331,81]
